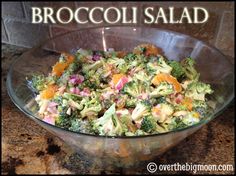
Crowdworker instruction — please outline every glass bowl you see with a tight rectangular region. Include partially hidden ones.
[7,26,234,168]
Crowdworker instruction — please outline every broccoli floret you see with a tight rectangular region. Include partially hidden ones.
[84,69,103,87]
[125,97,138,108]
[133,45,147,55]
[92,104,127,136]
[192,100,212,117]
[55,115,71,129]
[75,48,93,63]
[157,56,173,73]
[29,74,57,92]
[193,100,208,109]
[79,79,98,90]
[56,107,80,129]
[121,80,147,98]
[80,97,102,119]
[174,104,189,111]
[150,82,174,98]
[77,48,93,56]
[131,101,151,121]
[69,119,94,134]
[57,62,79,86]
[133,70,152,85]
[168,116,188,130]
[134,129,148,136]
[156,96,167,104]
[82,60,103,74]
[152,103,174,123]
[140,116,157,133]
[124,53,138,62]
[118,109,137,133]
[182,112,200,126]
[63,92,82,101]
[124,53,148,68]
[181,57,200,81]
[185,81,213,101]
[168,60,185,80]
[171,110,200,126]
[30,74,47,91]
[59,92,85,111]
[146,56,172,75]
[107,57,129,73]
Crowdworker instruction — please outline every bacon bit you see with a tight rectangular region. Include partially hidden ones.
[83,88,90,94]
[116,112,122,117]
[135,123,140,129]
[175,93,184,104]
[176,98,181,104]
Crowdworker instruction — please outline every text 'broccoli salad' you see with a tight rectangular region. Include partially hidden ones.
[29,44,214,136]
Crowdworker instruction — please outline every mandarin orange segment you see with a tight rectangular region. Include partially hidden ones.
[152,107,160,114]
[151,73,182,93]
[40,85,58,99]
[117,51,127,58]
[133,44,160,56]
[65,54,75,64]
[112,73,125,85]
[182,97,193,111]
[52,53,75,77]
[52,62,67,76]
[193,112,200,118]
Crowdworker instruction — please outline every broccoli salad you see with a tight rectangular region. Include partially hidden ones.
[28,44,214,136]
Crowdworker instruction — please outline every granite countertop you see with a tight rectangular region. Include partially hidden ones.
[1,44,235,175]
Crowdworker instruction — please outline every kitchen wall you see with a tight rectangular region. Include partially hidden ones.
[1,1,234,58]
